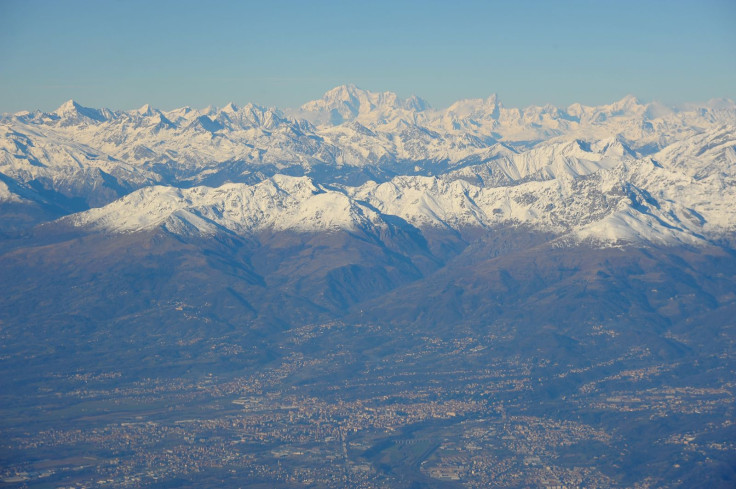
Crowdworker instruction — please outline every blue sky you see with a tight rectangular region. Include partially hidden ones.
[1,0,734,113]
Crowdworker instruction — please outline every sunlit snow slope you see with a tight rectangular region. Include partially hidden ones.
[2,86,735,245]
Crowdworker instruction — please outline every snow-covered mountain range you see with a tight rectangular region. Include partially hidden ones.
[2,85,735,245]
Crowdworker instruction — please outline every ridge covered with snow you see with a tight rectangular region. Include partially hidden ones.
[2,86,736,245]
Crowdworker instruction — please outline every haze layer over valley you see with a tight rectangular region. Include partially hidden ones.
[1,86,735,489]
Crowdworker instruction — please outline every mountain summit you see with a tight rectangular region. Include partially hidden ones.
[2,88,736,489]
[54,99,111,123]
[295,84,431,125]
[1,89,735,245]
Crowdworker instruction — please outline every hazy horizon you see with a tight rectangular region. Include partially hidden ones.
[1,0,735,114]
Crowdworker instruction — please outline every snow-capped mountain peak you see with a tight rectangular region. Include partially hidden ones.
[55,99,80,114]
[295,85,431,126]
[54,99,111,123]
[3,88,735,247]
[135,104,155,116]
[606,94,644,116]
[221,102,239,113]
[445,93,502,119]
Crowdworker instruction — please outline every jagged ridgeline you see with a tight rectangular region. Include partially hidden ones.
[1,85,735,244]
[1,87,736,488]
